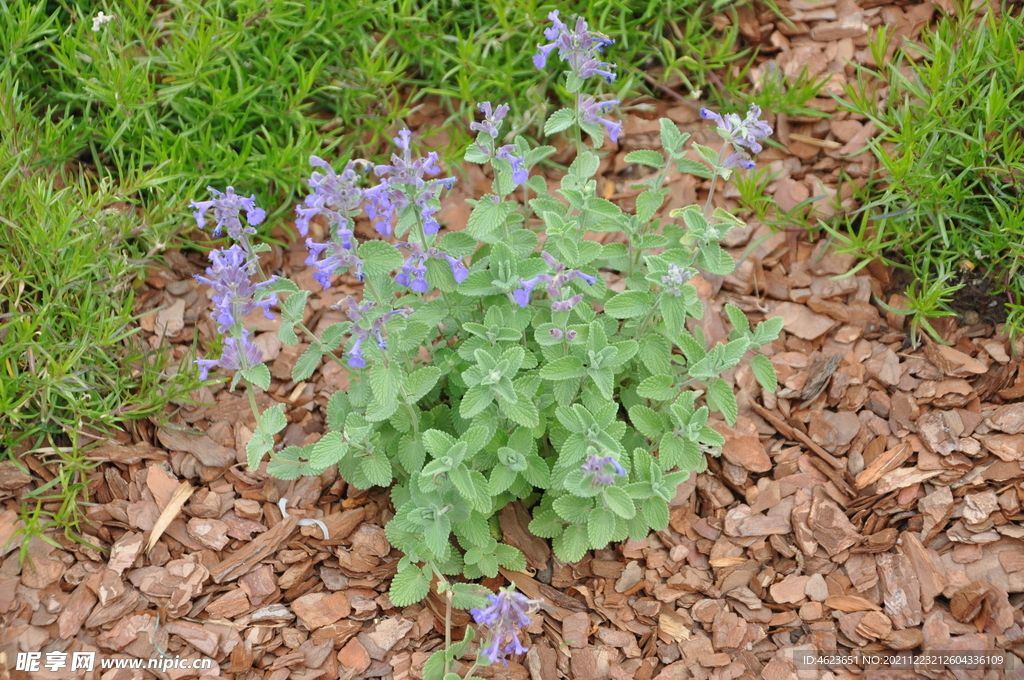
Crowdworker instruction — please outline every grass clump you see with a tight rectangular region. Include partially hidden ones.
[839,3,1024,336]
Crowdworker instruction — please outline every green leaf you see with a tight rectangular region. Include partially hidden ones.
[637,374,676,401]
[529,509,565,538]
[359,239,404,277]
[390,563,430,606]
[636,188,669,224]
[642,497,670,530]
[466,196,515,241]
[488,464,518,495]
[281,290,311,324]
[706,379,739,425]
[361,452,393,487]
[370,363,401,405]
[404,366,441,403]
[693,142,722,168]
[750,354,779,392]
[624,150,666,168]
[365,397,400,422]
[540,356,585,381]
[553,495,593,524]
[310,432,348,472]
[292,344,323,382]
[500,389,539,428]
[724,304,750,335]
[241,363,271,391]
[460,384,493,419]
[659,118,688,155]
[629,404,666,439]
[603,291,654,319]
[752,315,785,345]
[424,515,452,558]
[450,583,491,611]
[674,158,714,179]
[569,151,600,180]
[494,543,527,571]
[553,524,589,562]
[587,507,616,548]
[449,466,476,499]
[545,108,576,135]
[603,486,637,519]
[697,243,736,276]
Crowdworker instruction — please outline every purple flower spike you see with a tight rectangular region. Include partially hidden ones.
[471,102,511,138]
[366,129,455,238]
[190,186,265,240]
[661,264,694,297]
[534,10,616,83]
[196,329,264,380]
[513,252,598,309]
[581,454,626,487]
[723,151,757,170]
[470,589,538,665]
[294,156,365,239]
[194,244,278,334]
[346,336,366,368]
[701,104,773,155]
[580,97,621,144]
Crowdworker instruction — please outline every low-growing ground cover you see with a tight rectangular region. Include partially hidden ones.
[1,1,1024,679]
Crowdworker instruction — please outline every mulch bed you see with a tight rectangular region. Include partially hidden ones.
[2,0,1023,678]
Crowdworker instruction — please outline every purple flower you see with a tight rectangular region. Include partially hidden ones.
[294,156,365,239]
[700,104,773,154]
[367,128,455,237]
[470,589,538,665]
[194,245,278,333]
[495,145,529,186]
[534,11,616,83]
[195,329,264,380]
[343,301,412,367]
[394,242,469,291]
[579,97,621,144]
[304,237,364,289]
[470,102,510,138]
[190,186,265,240]
[581,454,626,487]
[513,251,597,309]
[661,264,694,297]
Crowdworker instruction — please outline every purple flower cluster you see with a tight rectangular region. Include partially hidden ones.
[661,264,694,297]
[195,330,264,381]
[471,102,528,186]
[513,252,596,310]
[533,10,616,83]
[342,297,411,368]
[581,454,626,487]
[365,129,455,237]
[579,96,622,144]
[549,328,578,341]
[293,157,368,290]
[194,245,278,333]
[470,589,537,665]
[394,242,469,293]
[699,104,773,170]
[190,186,265,240]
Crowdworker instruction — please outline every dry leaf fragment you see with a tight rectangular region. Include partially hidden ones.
[147,481,194,552]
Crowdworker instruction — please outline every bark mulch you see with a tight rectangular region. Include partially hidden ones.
[2,1,1023,678]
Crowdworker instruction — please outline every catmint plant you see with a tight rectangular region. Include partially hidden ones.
[191,12,782,677]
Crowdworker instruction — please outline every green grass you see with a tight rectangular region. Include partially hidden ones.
[834,1,1024,335]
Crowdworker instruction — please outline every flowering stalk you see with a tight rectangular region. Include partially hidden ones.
[469,588,538,666]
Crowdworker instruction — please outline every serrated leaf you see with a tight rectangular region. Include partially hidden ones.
[358,239,403,277]
[553,495,593,524]
[361,452,393,487]
[540,356,585,381]
[450,583,491,611]
[466,196,514,241]
[697,243,736,276]
[706,379,738,425]
[529,509,564,538]
[553,524,589,562]
[424,515,452,558]
[242,363,271,391]
[500,389,539,428]
[404,366,441,403]
[588,507,616,548]
[752,315,785,345]
[659,118,687,154]
[629,404,666,439]
[603,291,654,319]
[390,563,430,606]
[637,374,676,401]
[724,303,750,334]
[642,497,670,530]
[693,142,721,168]
[460,384,493,419]
[292,344,323,382]
[624,149,666,168]
[750,354,778,392]
[636,188,668,224]
[494,543,527,571]
[310,432,348,472]
[603,486,636,519]
[365,397,400,422]
[544,108,575,135]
